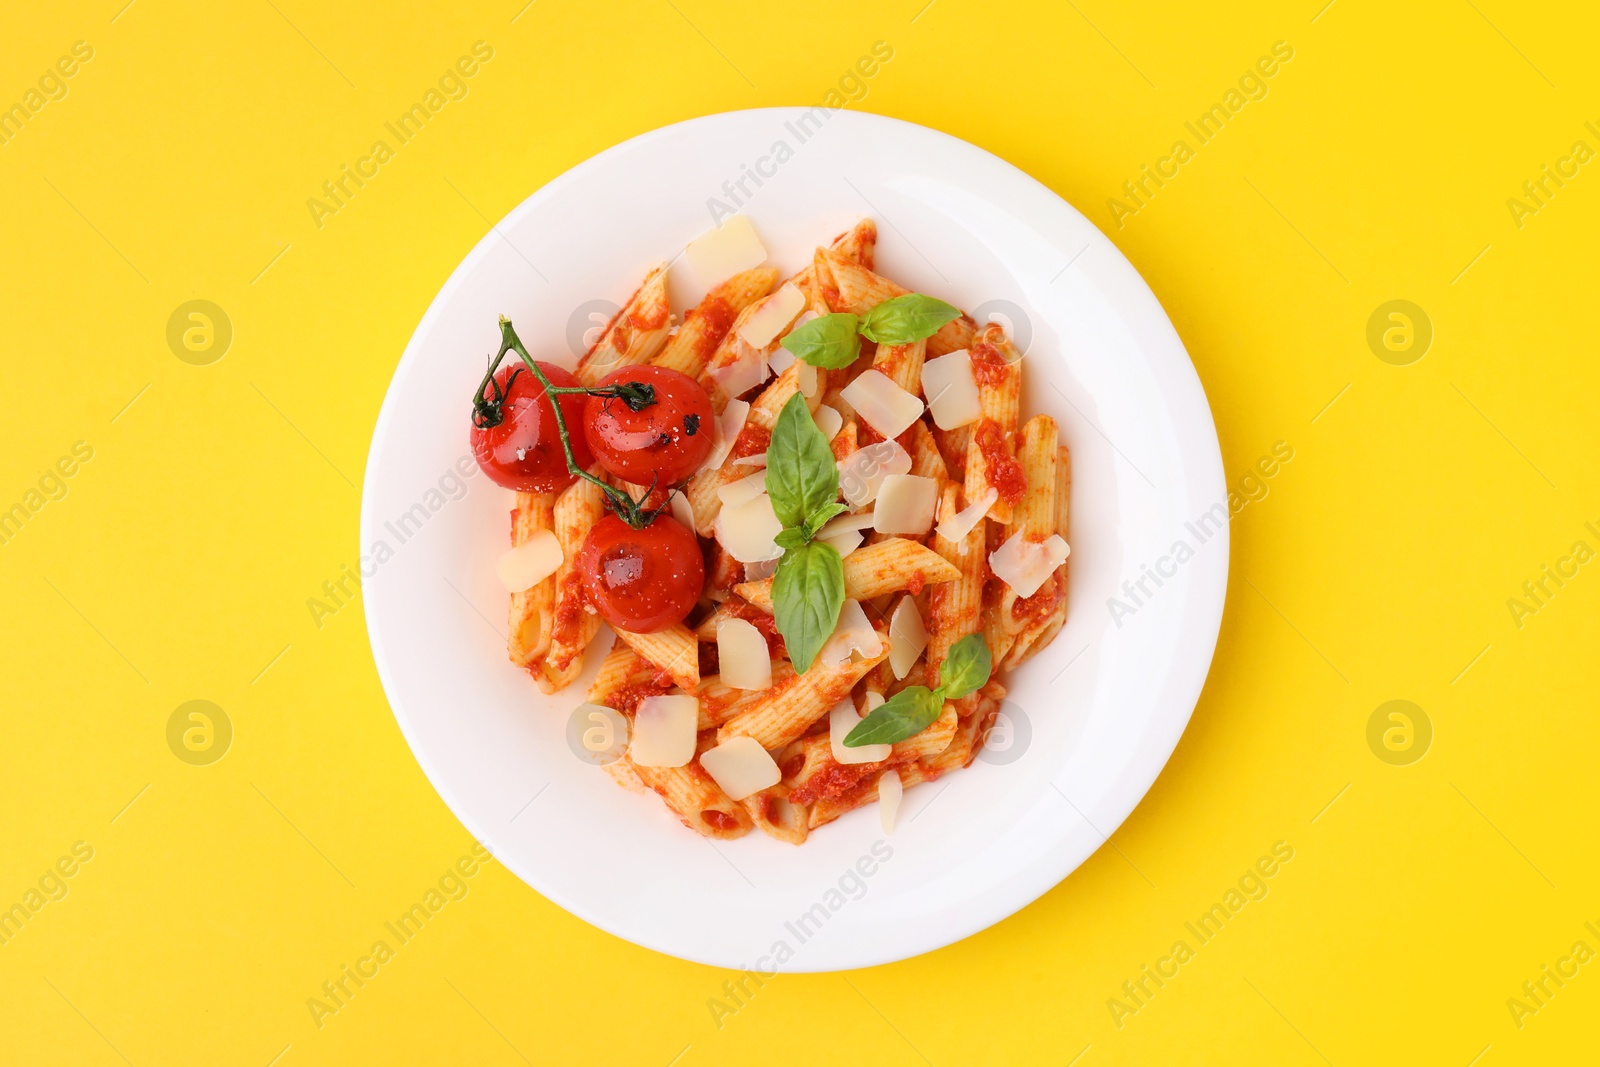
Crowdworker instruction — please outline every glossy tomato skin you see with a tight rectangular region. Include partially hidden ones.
[577,512,704,633]
[471,361,593,492]
[583,365,714,486]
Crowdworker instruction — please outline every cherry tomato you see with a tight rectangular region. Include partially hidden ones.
[583,365,714,486]
[471,360,593,493]
[577,512,704,633]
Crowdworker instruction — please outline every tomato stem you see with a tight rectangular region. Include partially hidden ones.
[471,340,656,430]
[496,317,668,530]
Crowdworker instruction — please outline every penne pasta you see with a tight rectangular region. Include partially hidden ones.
[926,483,986,674]
[614,623,699,692]
[733,538,961,612]
[816,248,976,355]
[740,783,809,845]
[575,262,673,385]
[631,735,753,840]
[653,267,778,380]
[507,491,558,668]
[872,337,926,396]
[962,323,1025,523]
[717,635,888,750]
[531,474,605,694]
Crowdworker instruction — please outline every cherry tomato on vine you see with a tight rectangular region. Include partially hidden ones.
[576,511,704,633]
[470,360,594,493]
[582,365,714,486]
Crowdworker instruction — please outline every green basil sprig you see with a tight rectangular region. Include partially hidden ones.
[843,633,992,747]
[779,294,960,369]
[765,394,848,672]
[779,313,860,369]
[859,294,961,344]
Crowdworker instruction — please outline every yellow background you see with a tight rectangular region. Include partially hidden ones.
[3,0,1597,1063]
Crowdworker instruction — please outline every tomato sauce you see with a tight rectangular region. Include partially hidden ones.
[629,299,668,331]
[692,297,736,360]
[856,420,918,453]
[907,570,927,596]
[790,760,879,806]
[701,809,741,833]
[1011,572,1061,623]
[605,679,671,716]
[968,341,1011,388]
[974,419,1025,504]
[546,572,589,670]
[731,423,771,460]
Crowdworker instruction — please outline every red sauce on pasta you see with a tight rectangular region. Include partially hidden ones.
[546,572,590,670]
[968,341,1011,387]
[692,297,736,359]
[701,809,740,833]
[907,570,926,596]
[1011,572,1061,623]
[731,423,770,460]
[790,760,879,806]
[974,419,1025,504]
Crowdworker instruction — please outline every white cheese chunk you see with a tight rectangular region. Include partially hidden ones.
[936,486,998,547]
[699,736,781,801]
[738,283,806,348]
[701,398,750,472]
[713,492,783,563]
[685,215,766,288]
[817,528,863,560]
[717,471,769,509]
[766,347,796,375]
[797,361,819,398]
[717,618,772,690]
[818,511,879,537]
[813,403,843,441]
[496,530,562,592]
[669,490,696,533]
[830,699,891,765]
[840,369,924,440]
[732,452,768,468]
[888,595,928,680]
[630,695,699,767]
[879,767,903,832]
[989,531,1071,598]
[837,440,912,507]
[710,346,768,401]
[785,309,819,336]
[819,599,883,667]
[873,474,939,535]
[919,350,983,429]
[744,556,779,581]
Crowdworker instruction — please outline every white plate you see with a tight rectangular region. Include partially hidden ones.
[362,108,1226,971]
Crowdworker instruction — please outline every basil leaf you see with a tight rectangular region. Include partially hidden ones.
[771,540,845,673]
[844,686,943,747]
[802,502,849,540]
[773,527,808,552]
[780,312,861,369]
[766,395,840,530]
[938,633,993,700]
[859,294,962,344]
